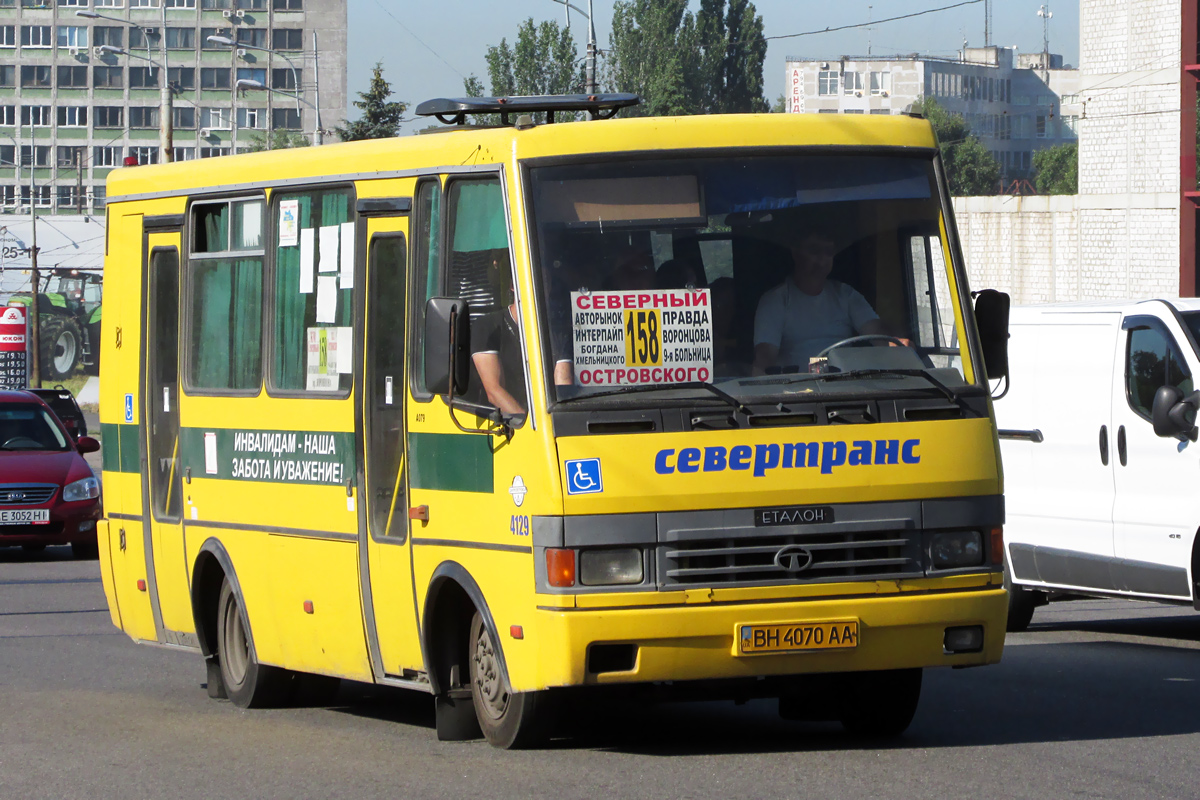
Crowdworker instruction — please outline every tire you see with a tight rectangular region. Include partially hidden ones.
[837,668,923,738]
[1004,555,1037,633]
[39,314,82,381]
[71,539,99,560]
[216,579,292,708]
[468,611,555,749]
[84,320,102,376]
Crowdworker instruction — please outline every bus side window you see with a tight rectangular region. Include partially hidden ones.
[270,186,355,393]
[409,177,442,401]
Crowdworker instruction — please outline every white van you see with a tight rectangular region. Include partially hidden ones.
[995,299,1200,631]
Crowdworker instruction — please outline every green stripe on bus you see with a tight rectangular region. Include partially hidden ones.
[408,432,494,493]
[177,427,356,486]
[119,424,141,473]
[100,422,140,473]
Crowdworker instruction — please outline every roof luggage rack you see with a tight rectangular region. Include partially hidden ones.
[414,93,641,126]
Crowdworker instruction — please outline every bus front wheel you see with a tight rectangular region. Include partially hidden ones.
[468,611,555,748]
[216,579,291,708]
[837,668,922,737]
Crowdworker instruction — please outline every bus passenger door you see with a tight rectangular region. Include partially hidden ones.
[142,231,194,643]
[359,217,423,679]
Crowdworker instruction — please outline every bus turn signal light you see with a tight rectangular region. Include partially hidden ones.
[990,527,1004,566]
[546,548,576,588]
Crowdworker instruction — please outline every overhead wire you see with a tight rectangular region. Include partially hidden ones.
[370,0,466,80]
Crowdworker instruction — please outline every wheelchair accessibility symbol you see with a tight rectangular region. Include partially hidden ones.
[565,458,603,495]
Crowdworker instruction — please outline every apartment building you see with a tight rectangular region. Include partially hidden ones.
[0,0,347,216]
[785,46,1080,180]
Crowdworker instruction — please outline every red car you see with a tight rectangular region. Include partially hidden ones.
[0,390,101,558]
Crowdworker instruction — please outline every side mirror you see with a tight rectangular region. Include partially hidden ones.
[76,436,100,454]
[974,289,1010,381]
[1151,385,1199,442]
[423,297,471,397]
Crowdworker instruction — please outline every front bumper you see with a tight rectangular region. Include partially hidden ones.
[0,501,102,547]
[523,577,1006,691]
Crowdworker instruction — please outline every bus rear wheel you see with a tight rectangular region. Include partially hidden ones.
[468,611,554,749]
[216,579,291,708]
[837,668,922,738]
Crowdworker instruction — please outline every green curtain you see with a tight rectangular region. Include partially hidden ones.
[192,257,262,390]
[231,258,262,390]
[201,204,229,252]
[451,180,506,253]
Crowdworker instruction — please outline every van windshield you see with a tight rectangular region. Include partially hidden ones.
[527,153,973,405]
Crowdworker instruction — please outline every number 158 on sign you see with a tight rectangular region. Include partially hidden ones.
[624,309,661,367]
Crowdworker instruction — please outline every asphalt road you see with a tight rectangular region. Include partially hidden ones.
[1,550,1198,800]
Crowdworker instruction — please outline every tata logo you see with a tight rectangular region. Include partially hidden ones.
[773,545,814,573]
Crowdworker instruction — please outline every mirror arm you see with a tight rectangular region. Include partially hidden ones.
[444,308,512,442]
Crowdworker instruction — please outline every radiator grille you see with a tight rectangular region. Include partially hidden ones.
[0,484,58,506]
[660,528,922,588]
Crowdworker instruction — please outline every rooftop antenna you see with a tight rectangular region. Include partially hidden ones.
[1037,4,1053,80]
[867,5,872,56]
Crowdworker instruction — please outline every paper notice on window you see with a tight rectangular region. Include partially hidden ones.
[339,221,355,289]
[299,227,315,294]
[318,225,339,272]
[306,327,337,391]
[335,327,353,373]
[315,275,337,323]
[569,289,713,387]
[204,431,218,475]
[279,199,299,246]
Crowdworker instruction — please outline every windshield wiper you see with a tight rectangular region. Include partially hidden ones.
[806,368,963,404]
[557,381,751,415]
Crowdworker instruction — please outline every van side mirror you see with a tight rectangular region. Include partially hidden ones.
[423,297,471,396]
[1151,385,1199,442]
[973,289,1010,381]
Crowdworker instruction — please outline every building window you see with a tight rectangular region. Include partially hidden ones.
[0,106,13,125]
[57,106,88,127]
[0,146,11,168]
[20,66,52,88]
[130,66,159,88]
[869,108,890,114]
[0,66,13,87]
[130,107,159,128]
[273,0,301,9]
[20,145,51,167]
[0,27,14,47]
[129,146,159,164]
[1064,115,1079,135]
[843,71,864,95]
[236,67,265,86]
[1035,115,1047,139]
[200,107,230,129]
[172,146,195,161]
[57,65,89,88]
[272,107,300,130]
[201,0,229,7]
[21,185,52,207]
[95,0,125,7]
[94,106,124,128]
[173,106,195,128]
[21,26,53,48]
[271,67,299,90]
[58,0,87,7]
[201,27,231,48]
[57,26,89,48]
[272,27,302,50]
[236,0,266,8]
[201,67,231,90]
[93,66,124,88]
[93,27,124,47]
[0,186,14,206]
[20,106,51,126]
[236,28,267,48]
[166,0,197,7]
[187,196,265,390]
[869,71,890,95]
[93,146,122,167]
[817,70,838,96]
[236,107,265,129]
[199,146,230,158]
[168,66,195,90]
[56,186,79,210]
[166,27,195,48]
[91,186,107,211]
[130,0,160,7]
[130,27,160,49]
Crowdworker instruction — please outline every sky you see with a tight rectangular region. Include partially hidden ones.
[345,0,1080,135]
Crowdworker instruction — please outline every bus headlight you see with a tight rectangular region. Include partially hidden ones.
[929,531,983,569]
[580,548,643,586]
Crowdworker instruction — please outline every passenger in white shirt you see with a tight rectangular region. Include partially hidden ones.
[752,231,891,373]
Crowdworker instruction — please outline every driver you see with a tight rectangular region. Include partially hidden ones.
[752,230,888,373]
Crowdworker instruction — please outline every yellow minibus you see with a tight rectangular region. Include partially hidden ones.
[96,94,1011,748]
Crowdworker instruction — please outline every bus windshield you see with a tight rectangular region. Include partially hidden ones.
[528,153,971,405]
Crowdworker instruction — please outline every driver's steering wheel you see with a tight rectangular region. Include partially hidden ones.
[816,335,909,359]
[1,436,43,450]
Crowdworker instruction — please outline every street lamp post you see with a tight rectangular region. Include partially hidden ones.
[549,0,596,94]
[79,9,173,163]
[209,35,316,146]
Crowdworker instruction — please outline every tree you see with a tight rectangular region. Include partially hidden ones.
[245,130,311,152]
[1033,142,1078,194]
[606,0,768,117]
[916,97,1001,196]
[334,62,407,141]
[480,18,581,97]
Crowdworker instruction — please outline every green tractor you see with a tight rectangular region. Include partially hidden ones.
[10,269,102,381]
